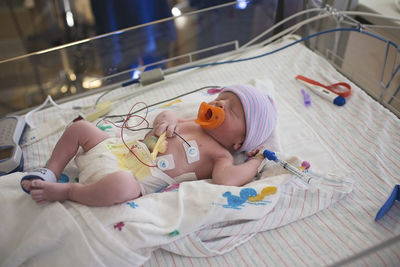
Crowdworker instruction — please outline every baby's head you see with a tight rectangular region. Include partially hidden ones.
[221,84,277,153]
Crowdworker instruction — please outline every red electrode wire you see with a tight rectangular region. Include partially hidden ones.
[120,102,157,168]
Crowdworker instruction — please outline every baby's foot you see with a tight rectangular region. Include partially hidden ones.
[21,179,35,193]
[30,180,71,203]
[20,168,57,194]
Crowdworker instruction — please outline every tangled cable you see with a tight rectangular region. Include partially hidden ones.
[100,101,157,167]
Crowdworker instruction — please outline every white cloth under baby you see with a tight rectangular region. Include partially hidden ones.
[75,137,195,195]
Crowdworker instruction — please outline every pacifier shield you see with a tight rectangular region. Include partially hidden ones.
[194,102,225,129]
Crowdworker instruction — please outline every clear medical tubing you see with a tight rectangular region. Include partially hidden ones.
[263,149,353,194]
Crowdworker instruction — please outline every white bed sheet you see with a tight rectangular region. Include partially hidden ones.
[142,38,400,266]
[3,37,400,266]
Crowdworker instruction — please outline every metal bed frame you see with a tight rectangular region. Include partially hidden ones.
[0,1,398,118]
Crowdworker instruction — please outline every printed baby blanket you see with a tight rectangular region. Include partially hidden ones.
[0,154,352,267]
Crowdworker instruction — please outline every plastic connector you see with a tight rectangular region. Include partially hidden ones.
[139,68,164,86]
[80,101,112,122]
[263,150,278,161]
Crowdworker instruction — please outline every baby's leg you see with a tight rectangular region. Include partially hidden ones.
[21,120,109,192]
[30,171,141,206]
[46,120,110,177]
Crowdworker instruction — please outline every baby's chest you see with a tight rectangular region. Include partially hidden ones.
[164,136,213,165]
[163,136,218,176]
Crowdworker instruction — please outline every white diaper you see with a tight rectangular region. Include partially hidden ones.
[75,137,196,195]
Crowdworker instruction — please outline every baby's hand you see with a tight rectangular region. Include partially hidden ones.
[152,110,178,137]
[246,148,260,158]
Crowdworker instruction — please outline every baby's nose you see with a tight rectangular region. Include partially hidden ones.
[214,100,224,108]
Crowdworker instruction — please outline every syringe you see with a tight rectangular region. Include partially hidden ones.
[263,149,314,184]
[262,149,354,193]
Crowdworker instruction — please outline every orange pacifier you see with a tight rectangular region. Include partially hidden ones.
[194,102,225,129]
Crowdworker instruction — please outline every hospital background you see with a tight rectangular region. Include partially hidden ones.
[1,1,400,266]
[0,0,399,118]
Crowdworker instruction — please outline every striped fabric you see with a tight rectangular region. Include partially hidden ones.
[222,84,277,153]
[20,37,400,266]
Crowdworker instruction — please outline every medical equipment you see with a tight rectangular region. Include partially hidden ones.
[295,75,352,98]
[301,89,311,106]
[375,184,400,221]
[195,102,225,129]
[298,79,346,106]
[156,154,175,171]
[263,149,353,193]
[79,101,113,122]
[20,116,68,147]
[183,140,200,164]
[0,116,26,176]
[296,75,347,106]
[263,149,314,183]
[150,132,167,160]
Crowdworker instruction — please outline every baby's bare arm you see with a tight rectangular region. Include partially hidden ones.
[211,155,263,186]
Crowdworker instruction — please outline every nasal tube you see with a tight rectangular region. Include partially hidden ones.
[195,102,225,129]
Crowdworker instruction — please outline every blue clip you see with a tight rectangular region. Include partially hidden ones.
[375,184,400,221]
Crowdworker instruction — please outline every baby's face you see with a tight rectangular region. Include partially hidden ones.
[206,92,246,151]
